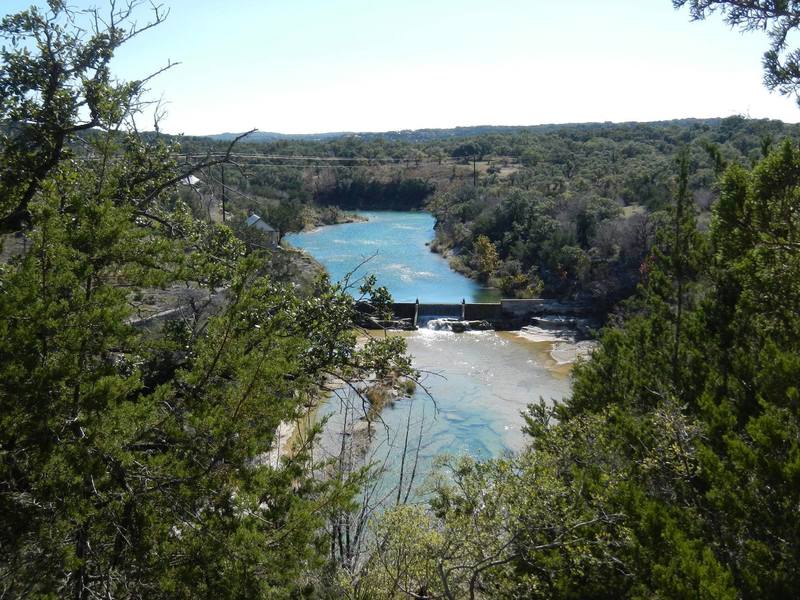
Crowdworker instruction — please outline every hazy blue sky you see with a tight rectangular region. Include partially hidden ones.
[5,0,799,134]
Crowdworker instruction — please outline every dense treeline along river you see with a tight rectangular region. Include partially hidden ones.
[286,211,577,497]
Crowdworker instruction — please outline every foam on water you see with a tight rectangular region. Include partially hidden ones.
[290,211,585,501]
[316,329,573,500]
[286,211,500,303]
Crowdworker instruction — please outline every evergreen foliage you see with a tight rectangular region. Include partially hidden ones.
[182,115,800,305]
[0,3,410,597]
[316,177,435,211]
[355,141,800,598]
[4,1,800,598]
[675,0,800,107]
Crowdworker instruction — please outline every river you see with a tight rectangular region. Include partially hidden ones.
[286,211,575,499]
[286,210,500,302]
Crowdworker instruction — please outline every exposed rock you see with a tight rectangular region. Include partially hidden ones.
[531,315,577,329]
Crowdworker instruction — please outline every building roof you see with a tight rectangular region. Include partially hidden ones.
[181,174,203,186]
[245,213,276,232]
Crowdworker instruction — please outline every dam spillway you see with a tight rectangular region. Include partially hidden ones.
[387,299,597,330]
[287,210,589,501]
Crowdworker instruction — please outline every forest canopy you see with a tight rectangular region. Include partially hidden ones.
[0,3,411,597]
[3,0,800,598]
[181,116,800,307]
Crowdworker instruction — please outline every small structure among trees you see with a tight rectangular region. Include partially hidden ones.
[245,212,279,247]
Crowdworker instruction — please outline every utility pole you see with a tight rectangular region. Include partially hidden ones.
[221,163,226,223]
[473,155,477,187]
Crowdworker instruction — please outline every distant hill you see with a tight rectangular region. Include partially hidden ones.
[205,119,728,144]
[207,131,351,142]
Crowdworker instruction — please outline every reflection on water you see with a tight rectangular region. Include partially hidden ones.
[286,211,500,302]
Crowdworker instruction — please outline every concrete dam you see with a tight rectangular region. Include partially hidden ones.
[387,299,596,330]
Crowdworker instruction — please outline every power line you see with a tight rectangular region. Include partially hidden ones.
[176,153,410,162]
[173,153,485,167]
[70,157,474,171]
[196,162,419,170]
[70,151,495,174]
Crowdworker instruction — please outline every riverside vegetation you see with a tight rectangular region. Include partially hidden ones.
[0,3,412,597]
[2,0,800,598]
[181,113,800,311]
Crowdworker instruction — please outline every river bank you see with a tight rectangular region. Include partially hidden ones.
[286,210,590,500]
[286,211,500,303]
[315,327,576,501]
[300,205,368,230]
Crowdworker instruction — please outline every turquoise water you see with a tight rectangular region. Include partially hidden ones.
[315,330,571,500]
[290,210,574,501]
[285,211,499,303]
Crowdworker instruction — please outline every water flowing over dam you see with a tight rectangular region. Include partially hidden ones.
[287,211,584,498]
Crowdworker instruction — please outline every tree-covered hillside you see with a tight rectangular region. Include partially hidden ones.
[0,4,410,597]
[338,137,800,600]
[4,0,800,598]
[178,116,800,309]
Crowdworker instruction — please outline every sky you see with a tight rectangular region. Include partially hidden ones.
[4,0,800,135]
